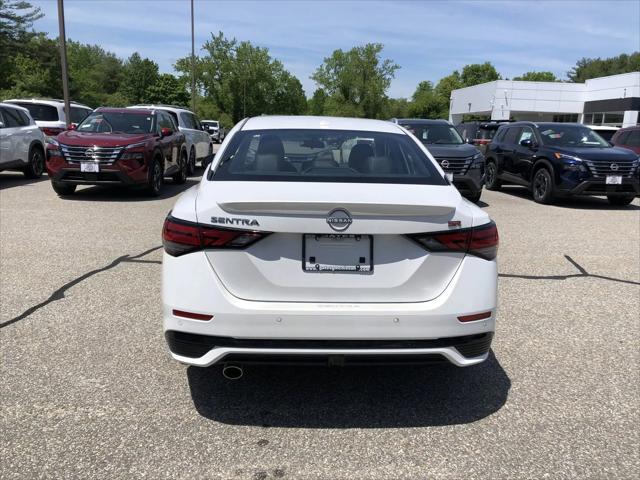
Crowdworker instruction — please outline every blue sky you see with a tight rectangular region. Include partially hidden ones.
[32,0,640,98]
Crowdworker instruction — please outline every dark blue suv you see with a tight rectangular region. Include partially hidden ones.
[485,122,639,206]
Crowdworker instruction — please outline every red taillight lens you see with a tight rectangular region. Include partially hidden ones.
[162,216,270,257]
[408,221,498,260]
[41,127,64,137]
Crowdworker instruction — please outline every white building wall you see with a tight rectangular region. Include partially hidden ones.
[584,72,640,101]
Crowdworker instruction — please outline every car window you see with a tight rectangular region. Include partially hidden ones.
[538,125,609,147]
[615,131,629,144]
[78,111,155,134]
[180,112,196,129]
[400,124,464,145]
[16,109,31,126]
[165,110,180,128]
[70,107,91,124]
[212,129,447,185]
[191,114,201,130]
[0,108,5,128]
[517,127,534,143]
[1,107,24,127]
[625,130,640,147]
[502,127,520,145]
[10,102,59,122]
[158,112,175,130]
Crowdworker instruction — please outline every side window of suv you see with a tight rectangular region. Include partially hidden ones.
[157,112,173,132]
[2,107,23,127]
[517,127,534,144]
[502,127,520,145]
[180,112,195,130]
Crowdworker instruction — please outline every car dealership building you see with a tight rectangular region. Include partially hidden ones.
[449,72,640,127]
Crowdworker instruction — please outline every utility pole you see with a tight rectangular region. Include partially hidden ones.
[57,0,71,127]
[190,0,196,113]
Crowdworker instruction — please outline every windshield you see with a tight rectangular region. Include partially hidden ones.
[400,123,464,145]
[212,129,446,185]
[77,111,154,134]
[539,125,609,148]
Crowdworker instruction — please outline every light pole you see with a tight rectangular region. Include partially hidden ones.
[57,0,71,127]
[190,0,196,113]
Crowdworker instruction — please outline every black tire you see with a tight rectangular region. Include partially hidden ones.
[146,158,163,196]
[465,190,482,203]
[51,181,76,196]
[173,150,188,184]
[187,147,196,176]
[485,161,501,191]
[607,195,635,206]
[23,146,45,179]
[531,167,555,204]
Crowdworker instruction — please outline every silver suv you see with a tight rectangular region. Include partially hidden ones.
[4,98,92,137]
[0,103,46,178]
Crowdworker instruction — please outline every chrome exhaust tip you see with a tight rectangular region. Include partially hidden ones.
[222,365,243,380]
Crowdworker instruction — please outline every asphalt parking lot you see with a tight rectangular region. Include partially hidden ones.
[1,159,639,479]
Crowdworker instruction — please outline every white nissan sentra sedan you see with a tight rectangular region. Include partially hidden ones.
[162,116,498,378]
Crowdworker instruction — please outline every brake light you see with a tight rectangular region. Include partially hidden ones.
[408,221,498,260]
[41,127,64,137]
[162,216,271,257]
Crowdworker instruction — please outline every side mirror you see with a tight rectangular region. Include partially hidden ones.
[466,138,475,144]
[520,138,534,148]
[160,127,173,137]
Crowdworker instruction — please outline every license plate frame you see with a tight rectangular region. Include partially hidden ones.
[81,162,100,173]
[302,234,373,273]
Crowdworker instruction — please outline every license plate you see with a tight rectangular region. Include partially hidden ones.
[81,162,99,173]
[303,234,373,273]
[606,175,622,185]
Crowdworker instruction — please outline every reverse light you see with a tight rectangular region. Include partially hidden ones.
[408,221,499,260]
[162,215,271,257]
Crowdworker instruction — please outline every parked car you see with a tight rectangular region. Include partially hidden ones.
[393,119,485,202]
[129,105,212,174]
[162,116,499,377]
[0,103,46,178]
[611,125,640,154]
[45,107,188,197]
[3,98,92,137]
[485,122,639,206]
[456,121,510,155]
[585,125,619,142]
[201,119,225,143]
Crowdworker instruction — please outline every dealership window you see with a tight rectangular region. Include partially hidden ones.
[584,112,624,126]
[552,114,578,123]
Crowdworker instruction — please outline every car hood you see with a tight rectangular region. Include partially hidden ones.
[57,131,153,147]
[552,146,638,161]
[423,143,478,159]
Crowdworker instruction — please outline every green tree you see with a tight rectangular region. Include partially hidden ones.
[513,71,559,82]
[119,52,159,104]
[311,43,399,118]
[459,62,501,87]
[67,40,123,106]
[568,52,640,82]
[408,81,446,119]
[308,88,327,116]
[145,73,190,106]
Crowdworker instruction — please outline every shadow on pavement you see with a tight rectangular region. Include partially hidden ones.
[187,351,510,428]
[498,186,639,210]
[0,172,48,190]
[61,178,200,202]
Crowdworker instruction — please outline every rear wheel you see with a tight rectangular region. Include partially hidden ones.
[532,167,554,204]
[187,147,196,176]
[465,190,482,203]
[607,195,635,206]
[23,147,45,178]
[146,158,163,196]
[51,181,76,196]
[484,161,501,191]
[173,150,188,184]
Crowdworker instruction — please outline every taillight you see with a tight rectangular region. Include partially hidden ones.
[41,127,65,137]
[408,221,498,260]
[162,216,271,257]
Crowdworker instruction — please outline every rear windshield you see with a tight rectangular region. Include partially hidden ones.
[211,129,446,185]
[11,102,59,122]
[400,123,464,145]
[539,125,609,147]
[77,111,154,134]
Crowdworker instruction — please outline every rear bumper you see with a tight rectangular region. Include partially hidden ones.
[567,178,639,196]
[162,252,498,368]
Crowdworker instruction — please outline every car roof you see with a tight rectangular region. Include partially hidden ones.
[4,98,91,108]
[393,118,451,125]
[242,115,405,134]
[615,125,639,132]
[96,107,155,114]
[128,104,192,114]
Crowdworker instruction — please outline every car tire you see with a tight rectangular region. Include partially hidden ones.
[51,181,76,196]
[23,146,45,179]
[465,190,482,203]
[173,150,188,184]
[187,147,196,176]
[484,161,501,191]
[146,158,163,197]
[532,167,555,204]
[607,195,635,206]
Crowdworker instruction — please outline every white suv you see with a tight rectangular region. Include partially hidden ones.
[0,103,46,178]
[3,98,92,137]
[129,105,212,174]
[162,116,499,378]
[201,119,225,143]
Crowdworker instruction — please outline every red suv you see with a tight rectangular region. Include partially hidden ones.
[46,107,188,196]
[611,126,640,155]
